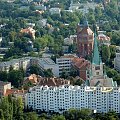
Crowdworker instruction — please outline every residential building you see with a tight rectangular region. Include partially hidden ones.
[24,74,39,85]
[49,8,61,15]
[20,27,36,39]
[77,21,94,57]
[114,52,120,72]
[98,33,110,46]
[56,55,76,76]
[0,57,30,72]
[26,23,35,28]
[24,74,70,87]
[34,5,46,11]
[5,89,27,102]
[0,57,59,77]
[72,58,90,80]
[38,77,70,87]
[0,81,11,97]
[25,85,120,113]
[56,54,90,79]
[64,35,77,45]
[0,47,9,53]
[37,19,47,27]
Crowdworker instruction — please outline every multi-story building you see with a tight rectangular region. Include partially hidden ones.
[72,57,90,80]
[64,35,77,45]
[0,57,59,77]
[56,55,77,76]
[114,52,120,72]
[56,54,90,80]
[0,57,31,72]
[25,85,120,113]
[98,33,110,46]
[49,8,61,15]
[0,81,11,97]
[77,21,94,57]
[25,34,119,113]
[38,58,59,77]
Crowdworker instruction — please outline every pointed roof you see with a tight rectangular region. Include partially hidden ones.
[92,34,101,65]
[80,21,93,35]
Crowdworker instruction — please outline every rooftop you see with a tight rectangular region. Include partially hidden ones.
[0,81,11,86]
[39,58,56,65]
[38,77,70,87]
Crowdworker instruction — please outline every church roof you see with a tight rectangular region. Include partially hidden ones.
[92,34,101,65]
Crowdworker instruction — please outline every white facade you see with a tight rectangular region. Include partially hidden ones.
[37,19,47,27]
[0,57,59,77]
[64,35,77,45]
[25,85,120,113]
[0,57,31,72]
[56,57,72,76]
[0,37,2,43]
[114,53,120,72]
[49,8,61,15]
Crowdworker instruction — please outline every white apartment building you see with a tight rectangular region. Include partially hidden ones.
[64,35,77,45]
[0,57,59,77]
[114,53,120,72]
[25,85,120,113]
[56,57,72,76]
[0,57,31,72]
[56,55,78,76]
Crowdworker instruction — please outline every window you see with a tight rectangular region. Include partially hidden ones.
[95,66,100,70]
[96,72,99,75]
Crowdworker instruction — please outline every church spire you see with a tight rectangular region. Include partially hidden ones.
[92,33,100,65]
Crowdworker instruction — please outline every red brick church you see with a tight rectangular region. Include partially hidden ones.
[77,21,94,57]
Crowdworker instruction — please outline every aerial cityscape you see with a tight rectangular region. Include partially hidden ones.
[0,0,120,119]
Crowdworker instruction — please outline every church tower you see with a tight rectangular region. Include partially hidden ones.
[86,33,116,87]
[91,34,103,77]
[77,21,94,57]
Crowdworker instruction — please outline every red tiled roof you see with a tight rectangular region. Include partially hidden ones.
[5,89,27,96]
[98,34,110,41]
[72,58,90,69]
[79,27,93,35]
[38,77,70,87]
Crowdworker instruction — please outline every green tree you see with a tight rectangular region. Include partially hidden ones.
[8,70,24,88]
[51,115,66,120]
[44,69,53,77]
[28,65,43,75]
[0,71,8,82]
[60,69,69,79]
[101,45,111,64]
[106,68,118,78]
[8,31,16,42]
[24,112,38,120]
[0,97,11,120]
[15,97,24,120]
[0,109,4,120]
